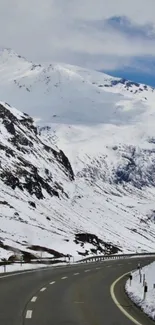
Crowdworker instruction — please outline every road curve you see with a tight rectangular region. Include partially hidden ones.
[0,257,154,325]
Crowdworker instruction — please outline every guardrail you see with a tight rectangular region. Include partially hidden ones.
[0,257,69,273]
[1,252,155,273]
[78,252,155,263]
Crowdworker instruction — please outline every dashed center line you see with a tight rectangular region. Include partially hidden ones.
[74,273,79,276]
[40,287,46,292]
[26,310,33,319]
[107,265,112,267]
[84,269,90,272]
[50,281,55,285]
[96,267,100,270]
[61,276,68,280]
[31,296,37,302]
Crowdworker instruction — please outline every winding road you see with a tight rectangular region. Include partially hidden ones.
[0,257,155,325]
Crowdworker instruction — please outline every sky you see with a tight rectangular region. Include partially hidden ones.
[0,0,155,85]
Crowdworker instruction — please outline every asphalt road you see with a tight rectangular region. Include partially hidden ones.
[0,257,154,325]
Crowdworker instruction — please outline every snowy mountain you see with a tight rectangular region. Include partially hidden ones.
[1,48,155,260]
[0,48,155,125]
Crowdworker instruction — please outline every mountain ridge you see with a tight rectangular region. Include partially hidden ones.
[0,48,154,124]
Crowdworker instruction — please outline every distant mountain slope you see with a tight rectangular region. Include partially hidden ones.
[0,49,155,260]
[0,48,155,126]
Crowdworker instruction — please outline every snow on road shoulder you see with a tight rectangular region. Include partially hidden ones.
[126,261,155,320]
[0,258,79,274]
[0,263,53,274]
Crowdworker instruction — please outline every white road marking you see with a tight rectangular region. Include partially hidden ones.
[96,267,100,270]
[74,273,79,275]
[107,265,112,267]
[50,281,55,285]
[110,271,142,325]
[26,310,33,319]
[84,269,90,272]
[61,276,68,280]
[31,296,37,302]
[40,287,46,292]
[118,264,123,266]
[0,268,52,280]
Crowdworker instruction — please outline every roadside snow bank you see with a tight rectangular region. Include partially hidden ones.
[126,261,155,320]
[0,263,52,274]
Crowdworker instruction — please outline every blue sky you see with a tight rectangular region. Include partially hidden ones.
[105,68,155,87]
[104,16,155,86]
[0,0,155,86]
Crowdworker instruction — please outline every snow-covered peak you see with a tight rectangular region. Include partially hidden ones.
[0,48,28,64]
[0,48,154,126]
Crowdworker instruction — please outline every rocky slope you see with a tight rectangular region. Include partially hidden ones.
[0,102,123,260]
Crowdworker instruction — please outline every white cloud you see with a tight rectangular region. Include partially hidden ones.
[0,0,155,70]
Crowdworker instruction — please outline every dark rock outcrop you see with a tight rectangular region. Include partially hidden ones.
[74,233,121,255]
[0,103,74,199]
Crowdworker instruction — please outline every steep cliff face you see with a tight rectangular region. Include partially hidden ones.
[0,102,75,259]
[0,102,74,200]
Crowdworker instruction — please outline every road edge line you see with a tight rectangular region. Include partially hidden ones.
[110,272,143,325]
